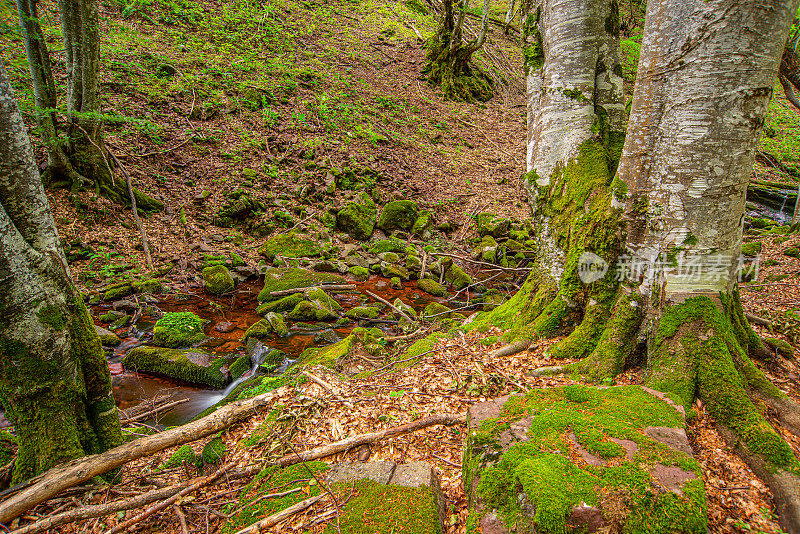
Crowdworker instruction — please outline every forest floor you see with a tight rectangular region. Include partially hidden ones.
[3,0,800,532]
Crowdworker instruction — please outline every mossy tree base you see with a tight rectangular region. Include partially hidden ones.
[424,30,493,103]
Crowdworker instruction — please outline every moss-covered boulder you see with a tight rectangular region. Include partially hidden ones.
[349,265,370,281]
[287,301,338,321]
[256,293,304,315]
[242,318,274,342]
[412,209,433,236]
[475,212,511,238]
[229,355,252,381]
[299,327,386,368]
[381,262,411,280]
[417,278,447,297]
[153,312,206,348]
[122,346,228,388]
[368,239,408,254]
[305,287,342,311]
[423,302,452,319]
[763,337,794,358]
[258,268,345,303]
[95,325,121,347]
[345,306,381,319]
[393,298,417,319]
[258,232,323,262]
[474,235,498,263]
[265,312,288,336]
[464,385,706,533]
[102,278,163,301]
[377,200,418,232]
[445,264,471,290]
[337,192,377,241]
[202,265,235,294]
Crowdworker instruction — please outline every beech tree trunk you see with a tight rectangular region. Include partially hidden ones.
[15,0,162,211]
[0,61,121,485]
[472,0,800,529]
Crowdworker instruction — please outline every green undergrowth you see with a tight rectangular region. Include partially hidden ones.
[464,385,706,533]
[223,461,329,533]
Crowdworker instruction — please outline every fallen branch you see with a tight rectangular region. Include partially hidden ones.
[364,290,415,323]
[273,413,466,468]
[488,340,535,358]
[0,388,286,526]
[134,136,195,158]
[119,398,189,425]
[301,370,355,410]
[269,284,356,298]
[233,495,324,534]
[745,312,773,327]
[173,505,188,534]
[430,252,531,272]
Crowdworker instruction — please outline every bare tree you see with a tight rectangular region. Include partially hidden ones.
[0,60,121,485]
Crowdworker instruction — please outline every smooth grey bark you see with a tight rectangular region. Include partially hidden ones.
[0,60,121,485]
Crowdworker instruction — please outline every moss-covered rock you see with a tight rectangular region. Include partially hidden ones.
[122,346,228,388]
[741,241,762,257]
[95,326,121,347]
[256,293,304,315]
[381,262,411,280]
[229,355,252,381]
[345,306,381,319]
[153,312,206,348]
[202,435,226,465]
[305,287,342,311]
[242,318,274,342]
[258,232,323,262]
[0,430,17,472]
[338,192,377,241]
[393,298,417,319]
[265,312,288,336]
[299,327,386,368]
[417,279,447,297]
[258,268,345,302]
[368,239,408,254]
[377,200,419,232]
[390,277,403,289]
[202,265,235,294]
[349,265,370,281]
[412,209,433,236]
[287,301,338,321]
[445,264,471,290]
[474,235,498,263]
[423,302,453,319]
[464,385,706,533]
[763,337,794,357]
[475,213,511,238]
[160,444,200,470]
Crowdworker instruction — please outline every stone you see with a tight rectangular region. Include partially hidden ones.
[214,321,236,333]
[325,461,397,485]
[258,232,322,262]
[368,238,407,254]
[417,278,447,297]
[153,312,206,348]
[475,212,511,238]
[474,235,498,263]
[337,191,377,241]
[258,268,344,303]
[287,300,338,321]
[122,346,228,388]
[377,200,418,232]
[265,312,288,336]
[95,325,121,347]
[202,265,235,295]
[314,329,340,346]
[390,277,402,289]
[345,306,381,319]
[348,265,370,281]
[381,262,411,280]
[411,209,433,235]
[444,264,471,290]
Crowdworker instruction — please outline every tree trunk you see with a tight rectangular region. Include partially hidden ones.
[0,61,121,485]
[15,0,162,211]
[471,0,800,530]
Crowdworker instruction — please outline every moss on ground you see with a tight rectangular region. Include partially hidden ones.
[256,293,304,315]
[465,386,706,533]
[418,278,447,297]
[153,312,206,348]
[258,232,322,262]
[160,444,200,470]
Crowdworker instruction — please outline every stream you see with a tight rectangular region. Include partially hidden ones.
[99,276,460,427]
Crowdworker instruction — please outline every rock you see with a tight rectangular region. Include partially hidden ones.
[763,337,794,357]
[381,262,411,280]
[314,329,340,346]
[417,278,447,297]
[349,265,370,281]
[474,235,498,263]
[368,238,407,254]
[423,302,452,319]
[411,209,433,236]
[378,251,401,263]
[258,268,345,303]
[390,277,402,289]
[242,318,274,342]
[377,200,418,232]
[345,306,381,319]
[326,461,397,485]
[228,355,252,380]
[406,254,422,272]
[444,264,471,290]
[482,289,505,311]
[304,287,343,311]
[245,338,287,371]
[95,325,121,347]
[287,300,338,321]
[337,191,377,241]
[202,265,235,295]
[153,312,206,348]
[463,385,706,533]
[258,232,322,262]
[299,327,386,368]
[393,298,417,318]
[122,346,228,388]
[265,312,288,336]
[214,321,236,333]
[475,213,511,238]
[256,294,304,316]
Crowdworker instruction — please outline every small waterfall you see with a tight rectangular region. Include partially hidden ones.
[218,342,272,397]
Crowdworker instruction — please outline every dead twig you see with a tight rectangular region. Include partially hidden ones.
[109,151,153,271]
[232,495,324,534]
[301,370,355,409]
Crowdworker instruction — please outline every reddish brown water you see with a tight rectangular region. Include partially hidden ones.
[94,275,459,425]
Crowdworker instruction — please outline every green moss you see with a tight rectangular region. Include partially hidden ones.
[229,355,252,381]
[258,232,322,262]
[133,278,163,294]
[763,337,794,357]
[417,278,447,297]
[465,386,706,534]
[202,265,235,295]
[305,287,342,311]
[349,265,370,281]
[475,213,510,238]
[423,302,453,319]
[337,191,377,240]
[153,312,206,348]
[345,306,381,319]
[324,479,442,534]
[160,444,200,470]
[122,347,228,388]
[381,262,411,280]
[223,462,329,533]
[368,239,407,254]
[300,328,386,368]
[242,318,273,342]
[444,264,471,290]
[258,268,344,303]
[412,209,433,236]
[741,241,762,257]
[37,303,66,331]
[377,200,418,231]
[256,293,304,315]
[287,300,338,321]
[103,282,134,301]
[201,435,226,465]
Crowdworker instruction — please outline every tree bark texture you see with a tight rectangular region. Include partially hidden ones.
[0,61,121,486]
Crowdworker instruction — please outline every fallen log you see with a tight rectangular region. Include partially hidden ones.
[364,290,415,323]
[488,340,535,358]
[0,387,286,526]
[274,413,466,467]
[119,398,189,425]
